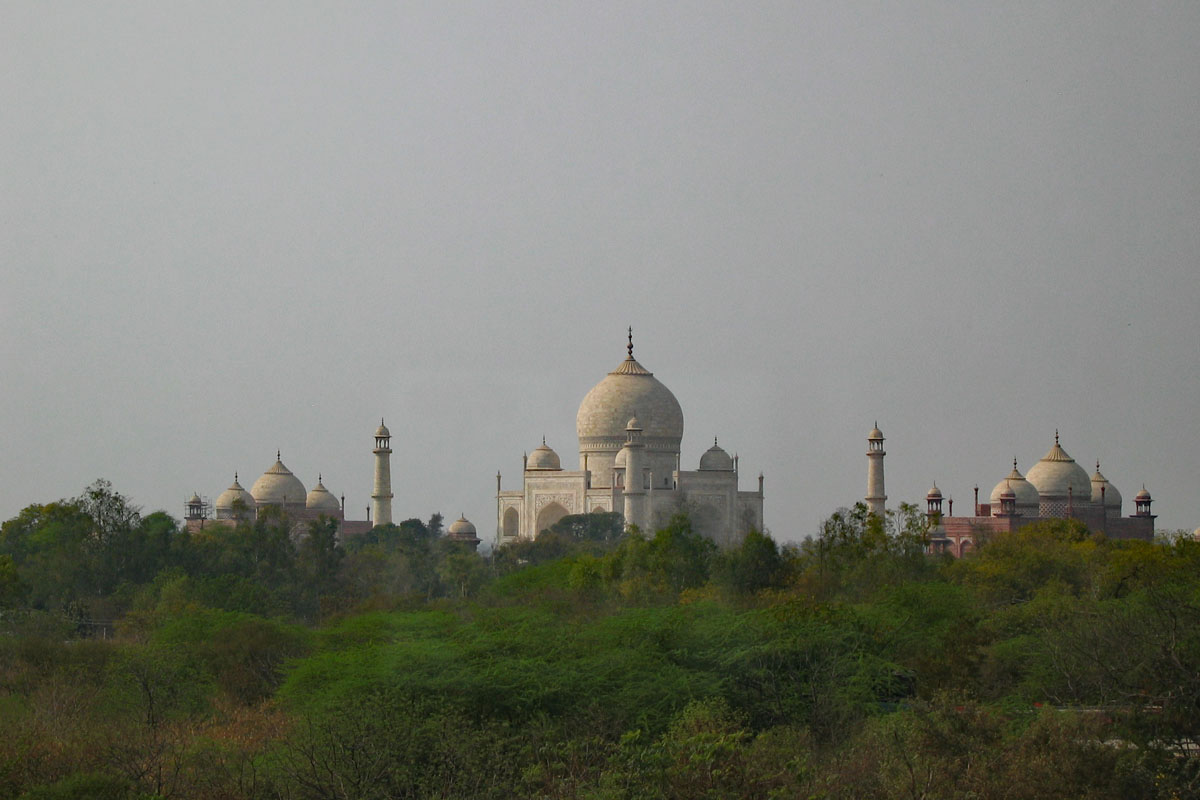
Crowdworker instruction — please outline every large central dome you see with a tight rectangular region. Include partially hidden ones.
[250,453,307,507]
[1025,434,1092,499]
[575,335,684,488]
[576,348,684,445]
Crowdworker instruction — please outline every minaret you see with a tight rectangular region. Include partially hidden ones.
[620,415,646,531]
[866,422,887,517]
[372,418,394,527]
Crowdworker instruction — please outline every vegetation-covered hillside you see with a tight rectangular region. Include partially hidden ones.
[1,482,1197,798]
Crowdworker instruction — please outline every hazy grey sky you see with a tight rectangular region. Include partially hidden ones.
[3,2,1198,542]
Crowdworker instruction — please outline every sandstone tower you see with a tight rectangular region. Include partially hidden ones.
[372,419,393,527]
[866,423,886,517]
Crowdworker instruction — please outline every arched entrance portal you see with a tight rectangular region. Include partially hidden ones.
[535,502,569,536]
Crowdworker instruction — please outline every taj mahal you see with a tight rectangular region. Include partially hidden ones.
[495,331,765,547]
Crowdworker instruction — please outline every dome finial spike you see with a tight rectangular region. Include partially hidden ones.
[234,471,238,482]
[714,436,718,446]
[542,435,546,446]
[1013,457,1018,470]
[1055,429,1059,445]
[276,449,281,461]
[627,327,634,358]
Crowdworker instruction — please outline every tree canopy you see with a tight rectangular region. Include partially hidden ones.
[0,483,1196,799]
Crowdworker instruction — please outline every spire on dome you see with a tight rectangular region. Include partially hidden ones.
[608,329,652,375]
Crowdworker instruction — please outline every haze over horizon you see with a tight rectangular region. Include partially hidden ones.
[3,2,1198,541]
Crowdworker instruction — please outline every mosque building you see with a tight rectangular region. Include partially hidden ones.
[184,449,375,538]
[183,422,394,540]
[862,425,1156,557]
[183,419,485,551]
[496,331,765,547]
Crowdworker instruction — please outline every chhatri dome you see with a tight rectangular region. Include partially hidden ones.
[446,514,481,551]
[250,452,308,507]
[576,330,684,488]
[699,438,735,471]
[526,438,562,470]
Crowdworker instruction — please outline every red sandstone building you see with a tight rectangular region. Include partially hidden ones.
[866,427,1155,558]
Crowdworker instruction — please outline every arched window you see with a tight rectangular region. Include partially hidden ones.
[502,507,519,540]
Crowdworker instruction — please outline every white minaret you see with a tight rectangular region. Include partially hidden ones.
[372,419,393,527]
[620,415,647,531]
[866,422,886,517]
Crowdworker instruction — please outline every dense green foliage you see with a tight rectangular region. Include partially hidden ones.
[1,484,1198,798]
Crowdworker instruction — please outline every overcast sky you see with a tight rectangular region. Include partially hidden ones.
[3,2,1198,543]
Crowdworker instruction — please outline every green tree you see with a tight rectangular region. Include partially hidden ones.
[644,514,716,594]
[546,511,624,544]
[799,502,933,601]
[438,547,489,599]
[0,553,23,607]
[712,529,786,597]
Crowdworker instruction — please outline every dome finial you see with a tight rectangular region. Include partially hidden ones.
[542,435,546,446]
[318,472,322,483]
[276,449,281,461]
[234,471,238,482]
[714,436,718,446]
[1013,457,1018,470]
[1055,429,1059,445]
[627,326,634,359]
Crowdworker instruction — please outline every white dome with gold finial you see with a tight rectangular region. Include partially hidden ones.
[699,438,734,471]
[577,331,683,448]
[250,453,307,507]
[306,475,341,514]
[990,459,1040,515]
[215,473,256,518]
[1025,432,1092,500]
[526,438,562,470]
